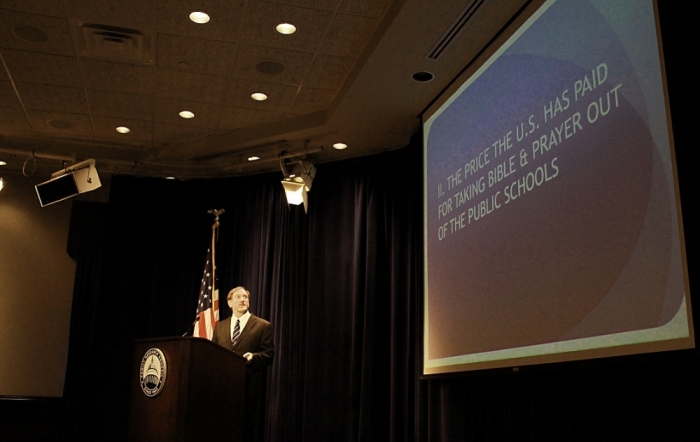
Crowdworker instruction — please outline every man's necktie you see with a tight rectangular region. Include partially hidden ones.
[231,319,240,349]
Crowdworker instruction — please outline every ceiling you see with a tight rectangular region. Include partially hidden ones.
[0,0,526,179]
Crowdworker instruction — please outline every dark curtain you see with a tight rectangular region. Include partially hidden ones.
[62,139,424,441]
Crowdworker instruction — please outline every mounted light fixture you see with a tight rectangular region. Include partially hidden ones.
[35,159,102,207]
[0,177,5,192]
[280,156,316,213]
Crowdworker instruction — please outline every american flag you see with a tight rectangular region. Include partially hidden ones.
[193,246,219,339]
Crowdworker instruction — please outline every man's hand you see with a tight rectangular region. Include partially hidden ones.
[243,352,253,364]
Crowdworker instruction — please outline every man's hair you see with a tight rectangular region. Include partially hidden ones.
[227,286,251,301]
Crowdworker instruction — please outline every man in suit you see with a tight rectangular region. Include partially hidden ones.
[213,286,274,440]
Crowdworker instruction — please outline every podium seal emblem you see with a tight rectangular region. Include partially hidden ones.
[139,348,167,397]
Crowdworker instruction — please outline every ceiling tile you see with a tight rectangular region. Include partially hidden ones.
[87,89,154,121]
[156,34,237,76]
[63,0,158,31]
[92,116,153,143]
[80,58,154,95]
[154,69,227,104]
[219,106,283,130]
[15,83,88,113]
[2,50,82,87]
[339,0,392,18]
[242,2,333,52]
[27,110,94,138]
[154,97,221,128]
[0,80,21,108]
[153,121,219,145]
[303,54,354,89]
[0,0,68,17]
[0,106,31,131]
[224,79,298,112]
[319,13,378,57]
[291,87,335,114]
[261,0,343,12]
[0,11,74,56]
[156,0,247,43]
[232,44,314,86]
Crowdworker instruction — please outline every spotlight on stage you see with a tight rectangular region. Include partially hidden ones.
[280,157,316,213]
[35,159,102,207]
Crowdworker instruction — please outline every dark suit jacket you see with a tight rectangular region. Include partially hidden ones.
[213,314,274,399]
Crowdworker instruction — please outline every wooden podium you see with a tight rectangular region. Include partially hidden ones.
[128,337,246,441]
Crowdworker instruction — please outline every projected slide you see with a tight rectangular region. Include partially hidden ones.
[423,0,693,374]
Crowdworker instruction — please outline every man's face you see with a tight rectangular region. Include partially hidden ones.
[229,288,249,317]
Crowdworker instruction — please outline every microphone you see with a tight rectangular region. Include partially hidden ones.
[182,316,200,337]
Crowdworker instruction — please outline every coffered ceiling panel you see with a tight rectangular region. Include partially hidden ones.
[304,54,354,89]
[224,79,298,112]
[92,116,153,143]
[0,0,528,178]
[15,83,87,113]
[0,106,31,131]
[339,0,393,18]
[265,0,343,11]
[64,0,158,30]
[241,3,334,52]
[79,59,154,94]
[0,0,66,17]
[0,80,21,107]
[290,87,335,114]
[0,10,74,56]
[86,89,153,121]
[28,110,93,138]
[154,69,228,104]
[154,121,219,145]
[232,44,314,86]
[156,34,237,75]
[3,50,81,86]
[157,0,247,42]
[219,106,283,131]
[319,13,378,57]
[153,97,221,129]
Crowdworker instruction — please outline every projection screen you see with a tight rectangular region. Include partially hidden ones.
[423,0,694,375]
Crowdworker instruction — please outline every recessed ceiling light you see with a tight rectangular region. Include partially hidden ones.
[251,92,268,101]
[116,126,130,134]
[179,110,195,119]
[0,161,6,166]
[333,143,348,150]
[165,176,176,180]
[412,71,434,83]
[248,156,260,161]
[276,23,296,35]
[189,12,210,24]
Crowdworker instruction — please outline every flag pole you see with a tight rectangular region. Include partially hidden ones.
[209,208,224,327]
[193,208,224,339]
